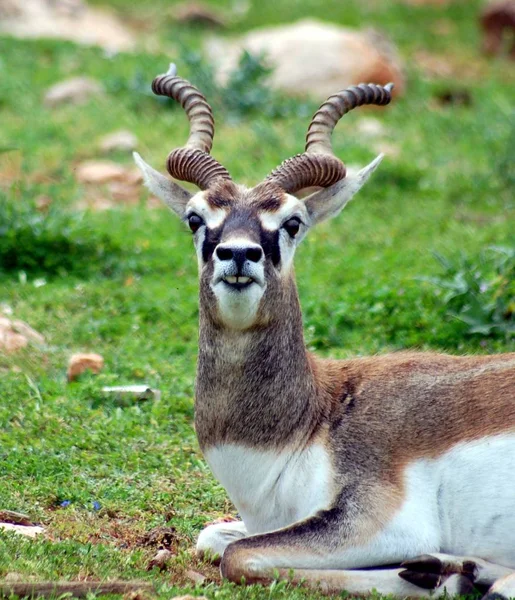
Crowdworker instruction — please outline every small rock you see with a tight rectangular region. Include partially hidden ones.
[146,549,172,572]
[75,161,142,186]
[0,0,135,52]
[185,570,207,585]
[102,385,161,402]
[11,320,45,345]
[4,573,36,582]
[372,141,401,159]
[0,510,34,526]
[107,182,139,202]
[0,523,44,538]
[44,76,104,108]
[206,19,405,98]
[0,330,27,353]
[436,89,472,106]
[35,194,52,212]
[100,130,138,154]
[67,353,104,382]
[172,1,227,28]
[356,117,386,138]
[123,591,149,600]
[75,160,128,184]
[0,317,44,354]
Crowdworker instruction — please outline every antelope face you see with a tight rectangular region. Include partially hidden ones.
[183,180,309,329]
[135,64,392,330]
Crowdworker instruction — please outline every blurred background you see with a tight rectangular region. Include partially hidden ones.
[0,0,513,596]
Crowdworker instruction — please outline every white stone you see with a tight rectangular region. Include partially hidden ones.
[0,0,135,52]
[44,77,104,108]
[0,523,44,538]
[205,19,405,98]
[100,130,138,154]
[75,160,128,184]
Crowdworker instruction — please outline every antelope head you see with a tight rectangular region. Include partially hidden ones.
[135,64,393,331]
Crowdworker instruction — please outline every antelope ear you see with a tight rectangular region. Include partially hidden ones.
[133,152,192,218]
[304,154,383,225]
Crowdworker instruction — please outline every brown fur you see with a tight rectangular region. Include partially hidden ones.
[205,179,285,212]
[205,179,239,208]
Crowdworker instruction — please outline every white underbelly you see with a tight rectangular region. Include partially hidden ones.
[204,442,335,535]
[435,434,515,566]
[380,434,515,568]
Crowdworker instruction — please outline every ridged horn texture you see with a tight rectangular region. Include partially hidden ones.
[267,82,394,194]
[152,64,231,190]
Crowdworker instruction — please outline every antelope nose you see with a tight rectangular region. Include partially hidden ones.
[215,244,263,269]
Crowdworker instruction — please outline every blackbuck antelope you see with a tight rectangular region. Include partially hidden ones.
[135,64,515,598]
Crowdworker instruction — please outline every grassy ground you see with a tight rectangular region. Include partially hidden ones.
[0,0,514,598]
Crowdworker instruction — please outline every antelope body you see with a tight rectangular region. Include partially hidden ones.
[135,64,515,598]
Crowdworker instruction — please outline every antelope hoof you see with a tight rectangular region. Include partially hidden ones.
[401,554,446,574]
[399,570,443,590]
[401,554,478,583]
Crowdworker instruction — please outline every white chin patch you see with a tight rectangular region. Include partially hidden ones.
[211,281,265,330]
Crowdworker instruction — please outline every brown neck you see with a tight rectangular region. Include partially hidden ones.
[194,278,325,450]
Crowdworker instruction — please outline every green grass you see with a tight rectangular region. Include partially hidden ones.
[0,0,514,598]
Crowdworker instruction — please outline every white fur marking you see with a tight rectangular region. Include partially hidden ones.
[259,194,308,231]
[196,520,248,558]
[205,443,334,535]
[210,280,265,330]
[187,192,227,229]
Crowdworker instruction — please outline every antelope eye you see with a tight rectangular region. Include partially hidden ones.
[187,214,204,233]
[282,217,301,238]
